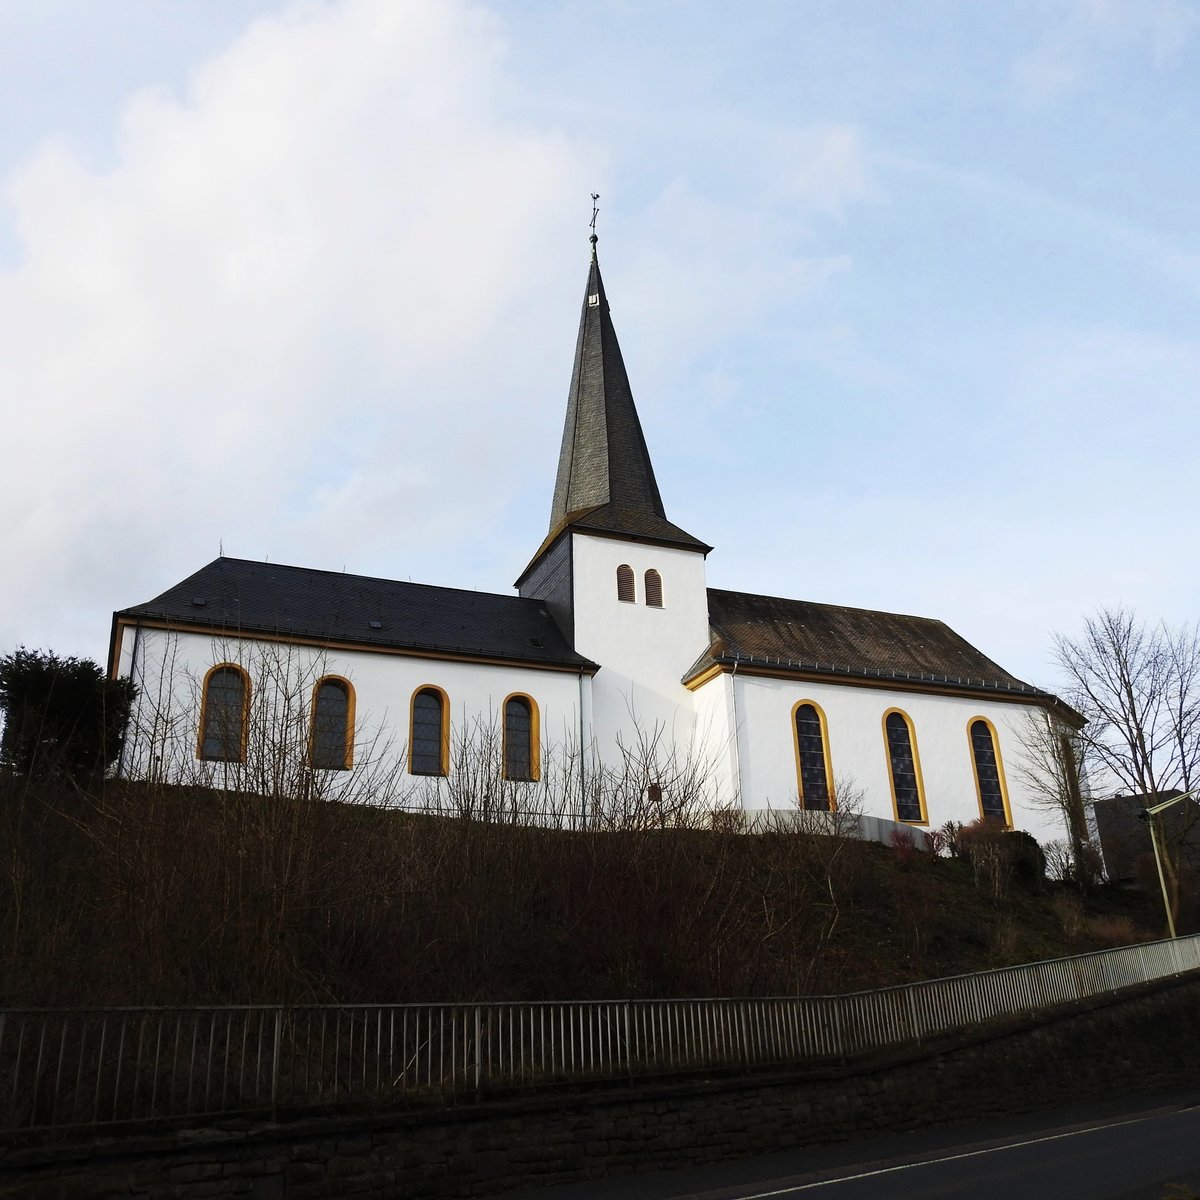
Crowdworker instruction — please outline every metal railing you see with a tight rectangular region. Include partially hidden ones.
[4,933,1199,1134]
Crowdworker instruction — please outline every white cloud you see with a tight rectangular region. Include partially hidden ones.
[0,0,878,664]
[1013,0,1198,101]
[768,126,879,220]
[0,0,592,655]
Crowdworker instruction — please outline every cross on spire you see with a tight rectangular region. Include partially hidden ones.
[589,192,599,260]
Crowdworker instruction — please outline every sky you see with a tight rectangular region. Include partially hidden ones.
[1,0,1197,693]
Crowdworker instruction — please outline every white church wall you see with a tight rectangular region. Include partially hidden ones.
[117,625,588,804]
[112,623,1066,846]
[570,533,711,767]
[730,674,1068,847]
[688,673,741,811]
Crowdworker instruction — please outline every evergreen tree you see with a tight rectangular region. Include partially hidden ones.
[0,647,135,778]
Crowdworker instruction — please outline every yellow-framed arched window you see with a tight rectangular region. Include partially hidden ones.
[968,716,1012,825]
[644,568,663,608]
[197,663,250,763]
[309,676,355,771]
[502,693,541,782]
[882,708,927,824]
[616,564,635,603]
[792,699,834,811]
[409,685,449,776]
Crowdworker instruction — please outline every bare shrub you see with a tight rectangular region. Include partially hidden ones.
[938,820,964,859]
[958,820,1044,899]
[1043,840,1075,884]
[709,806,746,834]
[1050,891,1085,938]
[1083,914,1141,948]
[888,827,922,867]
[989,917,1020,962]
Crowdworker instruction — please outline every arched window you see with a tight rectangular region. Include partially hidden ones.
[644,568,663,608]
[310,677,354,771]
[616,564,635,603]
[410,686,449,776]
[969,717,1011,824]
[883,709,926,824]
[503,694,540,782]
[198,664,249,762]
[792,701,833,811]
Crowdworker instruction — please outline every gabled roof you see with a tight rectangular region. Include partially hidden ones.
[545,246,708,555]
[688,587,1067,709]
[116,558,596,671]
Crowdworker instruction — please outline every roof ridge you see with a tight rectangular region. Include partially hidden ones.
[205,557,546,606]
[706,586,950,628]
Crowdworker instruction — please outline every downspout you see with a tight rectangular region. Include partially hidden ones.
[729,657,744,812]
[120,621,144,779]
[578,669,593,830]
[579,669,587,829]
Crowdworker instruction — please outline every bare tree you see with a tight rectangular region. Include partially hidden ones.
[1015,709,1095,889]
[1055,607,1200,924]
[121,633,407,805]
[1055,607,1200,797]
[405,707,733,833]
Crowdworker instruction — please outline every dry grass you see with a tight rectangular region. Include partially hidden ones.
[0,770,1167,1008]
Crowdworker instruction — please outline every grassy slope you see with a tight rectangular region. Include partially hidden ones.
[0,774,1164,1008]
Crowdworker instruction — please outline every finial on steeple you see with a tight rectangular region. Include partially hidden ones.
[589,192,599,260]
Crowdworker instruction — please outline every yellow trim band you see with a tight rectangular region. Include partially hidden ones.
[967,715,1013,827]
[308,675,356,771]
[501,692,541,782]
[409,685,450,776]
[196,662,251,763]
[790,698,836,812]
[881,707,928,826]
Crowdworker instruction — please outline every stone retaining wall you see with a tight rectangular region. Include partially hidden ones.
[4,975,1200,1199]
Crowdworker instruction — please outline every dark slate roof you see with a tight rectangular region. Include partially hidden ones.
[117,558,596,671]
[688,587,1060,703]
[546,247,708,555]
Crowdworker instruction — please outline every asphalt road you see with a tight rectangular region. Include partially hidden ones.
[490,1089,1200,1200]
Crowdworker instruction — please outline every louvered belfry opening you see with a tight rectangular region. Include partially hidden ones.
[644,569,663,608]
[616,564,635,602]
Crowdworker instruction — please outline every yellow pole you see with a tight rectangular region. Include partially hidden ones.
[1148,813,1177,939]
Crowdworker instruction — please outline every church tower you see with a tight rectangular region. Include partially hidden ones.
[517,235,713,751]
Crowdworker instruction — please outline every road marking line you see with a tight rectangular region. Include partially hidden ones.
[732,1108,1191,1197]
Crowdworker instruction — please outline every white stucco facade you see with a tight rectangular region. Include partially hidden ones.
[115,623,589,809]
[570,534,711,763]
[699,671,1064,845]
[113,551,1069,849]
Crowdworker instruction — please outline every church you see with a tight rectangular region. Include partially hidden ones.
[109,234,1080,847]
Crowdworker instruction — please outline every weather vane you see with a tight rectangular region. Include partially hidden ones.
[589,193,599,256]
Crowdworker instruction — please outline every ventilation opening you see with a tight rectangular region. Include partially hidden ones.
[644,569,663,608]
[616,564,635,603]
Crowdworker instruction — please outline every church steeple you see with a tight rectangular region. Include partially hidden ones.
[545,242,710,554]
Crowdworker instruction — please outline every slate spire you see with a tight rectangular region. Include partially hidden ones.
[546,242,709,553]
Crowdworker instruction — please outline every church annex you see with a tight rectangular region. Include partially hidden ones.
[110,237,1079,845]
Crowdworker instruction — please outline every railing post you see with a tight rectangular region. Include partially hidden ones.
[907,988,921,1045]
[474,1005,482,1098]
[624,1003,632,1083]
[270,1007,283,1120]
